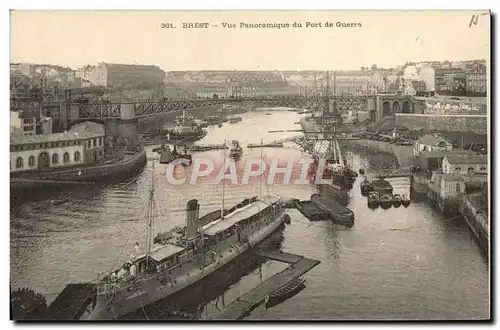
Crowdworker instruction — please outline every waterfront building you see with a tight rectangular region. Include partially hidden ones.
[415,150,477,172]
[413,134,453,155]
[10,121,106,173]
[441,155,487,175]
[88,62,165,89]
[440,174,466,198]
[68,121,106,163]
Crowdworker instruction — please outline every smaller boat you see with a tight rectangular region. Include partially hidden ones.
[218,123,223,127]
[229,140,243,159]
[294,200,328,221]
[401,195,411,207]
[247,142,284,148]
[392,194,402,208]
[265,112,272,115]
[228,116,242,123]
[371,177,393,195]
[50,198,70,206]
[265,277,306,309]
[188,144,228,152]
[160,146,192,165]
[367,191,380,208]
[379,194,393,209]
[360,178,373,196]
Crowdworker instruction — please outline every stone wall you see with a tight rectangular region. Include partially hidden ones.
[395,114,487,134]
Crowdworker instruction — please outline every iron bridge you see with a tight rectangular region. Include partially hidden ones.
[45,95,374,120]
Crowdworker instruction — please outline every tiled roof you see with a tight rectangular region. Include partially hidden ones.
[444,155,487,165]
[418,134,452,146]
[442,174,465,182]
[68,121,105,135]
[10,122,104,145]
[418,150,476,158]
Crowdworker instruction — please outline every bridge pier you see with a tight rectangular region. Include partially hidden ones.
[105,103,138,144]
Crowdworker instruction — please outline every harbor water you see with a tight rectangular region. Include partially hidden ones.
[10,110,489,320]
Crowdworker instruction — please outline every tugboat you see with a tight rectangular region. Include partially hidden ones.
[367,191,380,209]
[401,195,411,208]
[229,140,243,159]
[392,194,402,208]
[360,177,373,196]
[379,194,393,209]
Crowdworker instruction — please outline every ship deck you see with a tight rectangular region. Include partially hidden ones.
[210,250,320,320]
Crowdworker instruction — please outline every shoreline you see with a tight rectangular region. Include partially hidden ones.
[340,138,414,169]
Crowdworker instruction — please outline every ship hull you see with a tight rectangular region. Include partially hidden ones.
[86,210,286,320]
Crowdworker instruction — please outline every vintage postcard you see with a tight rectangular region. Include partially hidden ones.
[9,10,490,321]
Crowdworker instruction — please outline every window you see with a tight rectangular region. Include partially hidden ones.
[28,156,35,167]
[63,152,70,163]
[93,139,96,147]
[455,167,461,172]
[52,153,59,164]
[74,151,81,162]
[456,183,461,193]
[87,140,91,148]
[16,157,23,169]
[99,137,103,146]
[480,167,486,171]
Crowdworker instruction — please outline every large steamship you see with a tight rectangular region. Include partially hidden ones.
[83,156,287,320]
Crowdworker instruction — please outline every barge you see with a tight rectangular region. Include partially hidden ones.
[310,194,355,227]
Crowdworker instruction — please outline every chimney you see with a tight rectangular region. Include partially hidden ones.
[185,199,200,240]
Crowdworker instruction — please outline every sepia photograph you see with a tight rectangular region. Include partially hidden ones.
[8,9,490,321]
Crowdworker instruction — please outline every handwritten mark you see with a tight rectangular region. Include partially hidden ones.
[469,12,488,27]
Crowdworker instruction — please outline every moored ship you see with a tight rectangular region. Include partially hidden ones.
[83,151,287,320]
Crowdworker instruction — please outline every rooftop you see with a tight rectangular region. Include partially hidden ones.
[10,126,104,146]
[418,134,452,146]
[444,155,488,165]
[148,244,185,262]
[68,121,105,135]
[418,150,477,158]
[203,200,271,236]
[442,174,466,182]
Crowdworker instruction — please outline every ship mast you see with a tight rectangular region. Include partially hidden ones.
[259,139,263,200]
[221,139,226,220]
[146,160,155,267]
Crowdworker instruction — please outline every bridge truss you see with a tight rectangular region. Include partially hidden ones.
[36,95,373,121]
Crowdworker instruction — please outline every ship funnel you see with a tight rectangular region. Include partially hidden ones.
[186,199,200,240]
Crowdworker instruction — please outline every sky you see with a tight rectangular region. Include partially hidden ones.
[10,10,490,71]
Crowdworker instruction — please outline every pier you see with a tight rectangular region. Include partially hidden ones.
[46,283,96,320]
[210,250,320,320]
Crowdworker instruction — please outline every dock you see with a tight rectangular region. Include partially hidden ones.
[210,250,320,320]
[46,283,96,320]
[11,178,94,186]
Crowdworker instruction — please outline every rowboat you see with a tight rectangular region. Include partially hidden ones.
[265,277,306,309]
